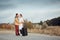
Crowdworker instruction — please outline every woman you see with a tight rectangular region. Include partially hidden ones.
[14,13,20,36]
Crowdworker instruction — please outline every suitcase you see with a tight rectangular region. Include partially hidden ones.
[21,22,28,36]
[22,27,28,36]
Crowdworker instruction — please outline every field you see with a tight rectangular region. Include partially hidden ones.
[0,23,60,36]
[0,26,60,36]
[28,26,60,36]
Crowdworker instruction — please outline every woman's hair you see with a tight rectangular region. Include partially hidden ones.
[15,13,18,18]
[16,13,18,16]
[20,14,22,17]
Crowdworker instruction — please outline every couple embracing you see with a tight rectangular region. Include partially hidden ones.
[14,13,27,36]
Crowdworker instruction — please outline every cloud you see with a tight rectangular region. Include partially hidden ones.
[0,0,60,23]
[0,0,20,10]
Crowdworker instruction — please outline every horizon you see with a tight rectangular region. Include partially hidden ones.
[0,16,60,24]
[0,0,60,23]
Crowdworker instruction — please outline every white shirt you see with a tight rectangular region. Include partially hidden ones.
[19,17,24,30]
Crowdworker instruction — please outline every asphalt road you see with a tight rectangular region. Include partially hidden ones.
[0,33,60,40]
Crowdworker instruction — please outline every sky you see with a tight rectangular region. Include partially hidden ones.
[0,0,60,23]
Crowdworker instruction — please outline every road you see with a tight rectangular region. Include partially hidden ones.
[0,33,60,40]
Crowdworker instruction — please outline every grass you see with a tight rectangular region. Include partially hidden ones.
[28,26,60,36]
[0,26,60,36]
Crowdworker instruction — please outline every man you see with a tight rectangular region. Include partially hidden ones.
[14,13,20,36]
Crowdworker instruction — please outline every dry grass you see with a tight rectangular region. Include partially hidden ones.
[28,26,60,36]
[0,26,60,36]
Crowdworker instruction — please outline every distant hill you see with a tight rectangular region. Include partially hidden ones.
[46,17,60,26]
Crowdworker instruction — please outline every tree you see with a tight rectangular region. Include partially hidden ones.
[39,21,43,25]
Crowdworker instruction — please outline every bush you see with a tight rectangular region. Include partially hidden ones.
[24,21,33,29]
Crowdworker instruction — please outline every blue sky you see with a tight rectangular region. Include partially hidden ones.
[0,0,60,23]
